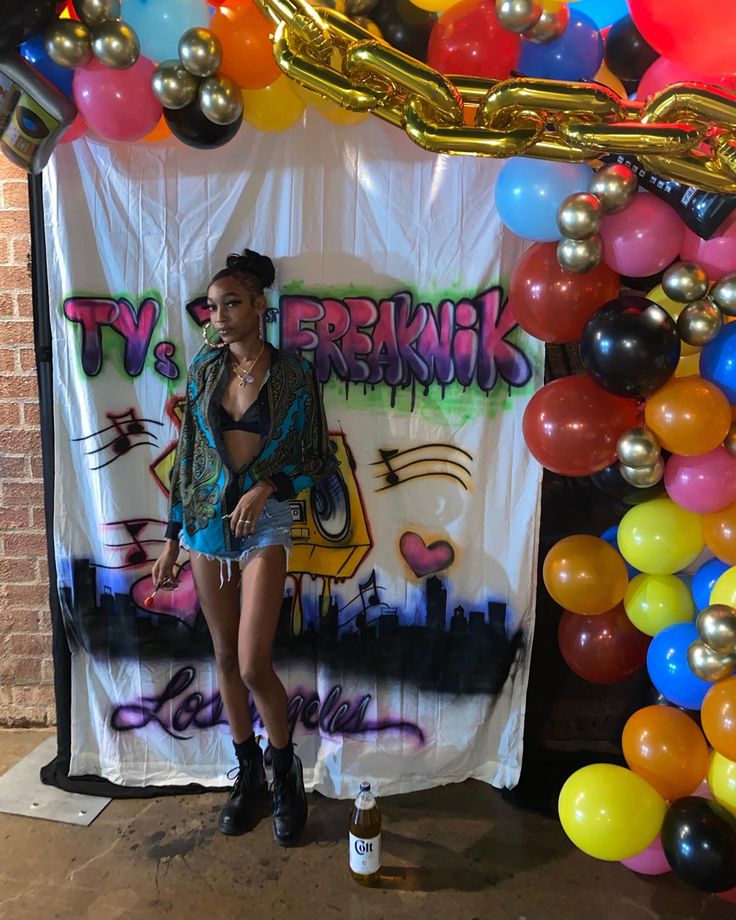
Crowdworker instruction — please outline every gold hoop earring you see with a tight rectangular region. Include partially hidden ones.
[202,321,226,350]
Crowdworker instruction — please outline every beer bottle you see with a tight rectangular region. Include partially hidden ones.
[349,781,381,883]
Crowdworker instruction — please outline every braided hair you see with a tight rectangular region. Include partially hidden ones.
[210,248,275,294]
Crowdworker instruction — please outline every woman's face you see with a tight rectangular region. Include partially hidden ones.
[207,275,265,345]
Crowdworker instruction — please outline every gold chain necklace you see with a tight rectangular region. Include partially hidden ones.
[229,343,264,387]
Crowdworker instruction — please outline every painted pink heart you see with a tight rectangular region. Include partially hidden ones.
[399,531,455,578]
[130,562,200,628]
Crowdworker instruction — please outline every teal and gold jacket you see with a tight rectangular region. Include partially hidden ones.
[166,342,339,555]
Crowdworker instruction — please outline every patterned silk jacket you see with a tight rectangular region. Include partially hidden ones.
[167,342,339,556]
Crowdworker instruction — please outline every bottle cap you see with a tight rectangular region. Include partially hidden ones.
[359,781,371,792]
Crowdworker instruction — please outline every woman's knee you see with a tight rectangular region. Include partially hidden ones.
[239,657,273,692]
[213,645,239,676]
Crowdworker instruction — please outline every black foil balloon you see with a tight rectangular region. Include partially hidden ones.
[580,295,680,398]
[372,0,435,62]
[590,463,666,506]
[661,798,736,893]
[604,16,659,84]
[164,101,242,150]
[0,0,58,51]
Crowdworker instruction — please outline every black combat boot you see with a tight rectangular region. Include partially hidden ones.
[271,752,308,846]
[218,745,268,836]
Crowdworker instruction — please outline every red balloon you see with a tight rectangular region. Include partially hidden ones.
[427,0,520,79]
[558,603,651,684]
[509,242,620,343]
[522,375,639,476]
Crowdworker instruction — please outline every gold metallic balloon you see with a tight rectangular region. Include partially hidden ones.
[662,261,710,304]
[495,0,542,33]
[556,191,604,241]
[524,4,568,43]
[345,0,378,14]
[44,20,93,69]
[710,273,736,317]
[687,639,736,682]
[617,426,661,469]
[74,0,121,25]
[676,298,723,347]
[178,28,222,78]
[619,457,665,489]
[556,236,602,273]
[697,605,736,656]
[152,60,199,110]
[352,16,382,39]
[588,163,637,214]
[92,20,139,69]
[199,74,244,125]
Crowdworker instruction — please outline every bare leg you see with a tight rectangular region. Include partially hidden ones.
[190,553,253,743]
[238,545,290,748]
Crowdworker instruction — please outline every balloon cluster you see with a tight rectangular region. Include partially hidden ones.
[495,0,569,45]
[45,0,140,70]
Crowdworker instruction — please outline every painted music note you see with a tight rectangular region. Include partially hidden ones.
[369,443,473,493]
[72,409,163,470]
[100,518,166,569]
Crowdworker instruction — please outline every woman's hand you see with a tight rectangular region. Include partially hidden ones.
[151,539,180,590]
[226,481,275,538]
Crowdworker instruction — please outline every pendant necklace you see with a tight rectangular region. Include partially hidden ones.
[230,343,264,387]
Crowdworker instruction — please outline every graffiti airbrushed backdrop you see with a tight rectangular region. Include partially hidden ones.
[44,116,543,793]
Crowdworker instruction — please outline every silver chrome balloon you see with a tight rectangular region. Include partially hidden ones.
[74,0,121,25]
[199,74,244,126]
[495,0,542,33]
[710,273,736,316]
[662,261,710,304]
[92,20,139,69]
[724,421,736,458]
[346,0,379,13]
[557,236,602,274]
[676,298,723,347]
[617,426,661,469]
[687,639,736,682]
[556,192,604,241]
[588,163,637,214]
[524,5,568,43]
[178,27,222,78]
[45,20,93,69]
[697,605,736,657]
[619,457,665,489]
[152,61,199,110]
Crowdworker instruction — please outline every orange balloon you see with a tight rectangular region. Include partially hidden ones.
[210,1,282,91]
[622,705,709,800]
[142,116,172,143]
[543,535,629,615]
[644,376,731,456]
[702,676,736,761]
[704,503,736,565]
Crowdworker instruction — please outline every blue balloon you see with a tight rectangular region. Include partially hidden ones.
[20,35,74,99]
[495,158,593,241]
[600,525,638,579]
[647,622,712,710]
[573,0,629,29]
[700,322,736,403]
[518,10,604,82]
[122,0,210,63]
[692,558,730,610]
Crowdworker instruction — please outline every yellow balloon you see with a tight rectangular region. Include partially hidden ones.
[624,574,696,636]
[675,352,701,378]
[711,566,736,607]
[708,752,736,818]
[558,764,666,861]
[315,103,369,126]
[618,498,705,576]
[594,62,626,98]
[407,0,461,11]
[647,285,701,357]
[242,76,306,133]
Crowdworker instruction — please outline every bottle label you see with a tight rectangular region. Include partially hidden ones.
[349,832,381,875]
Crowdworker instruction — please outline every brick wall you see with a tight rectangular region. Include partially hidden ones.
[0,156,55,726]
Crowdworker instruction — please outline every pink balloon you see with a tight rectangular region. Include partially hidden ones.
[620,835,671,876]
[637,58,736,101]
[680,215,736,281]
[73,57,161,143]
[665,448,736,514]
[59,113,87,145]
[600,192,685,277]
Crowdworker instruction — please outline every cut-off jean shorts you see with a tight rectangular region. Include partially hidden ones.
[179,498,293,587]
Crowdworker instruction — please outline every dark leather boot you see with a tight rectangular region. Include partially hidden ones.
[272,753,308,846]
[218,748,268,836]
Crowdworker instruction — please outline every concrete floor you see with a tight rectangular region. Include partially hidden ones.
[0,730,732,920]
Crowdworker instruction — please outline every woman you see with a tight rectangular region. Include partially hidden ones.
[152,248,338,845]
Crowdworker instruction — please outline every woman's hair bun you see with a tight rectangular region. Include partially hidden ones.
[224,248,275,290]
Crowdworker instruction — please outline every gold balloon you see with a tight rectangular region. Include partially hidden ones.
[662,261,710,304]
[524,4,568,43]
[697,605,736,656]
[74,0,121,26]
[345,0,378,13]
[152,61,199,110]
[711,273,736,317]
[178,27,222,78]
[45,20,93,69]
[676,298,723,347]
[617,426,661,469]
[199,74,244,126]
[92,20,139,69]
[725,421,736,457]
[556,191,604,240]
[242,75,306,132]
[619,457,665,489]
[556,236,602,273]
[495,0,542,33]
[352,16,382,39]
[646,283,701,357]
[588,163,637,214]
[687,639,736,682]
